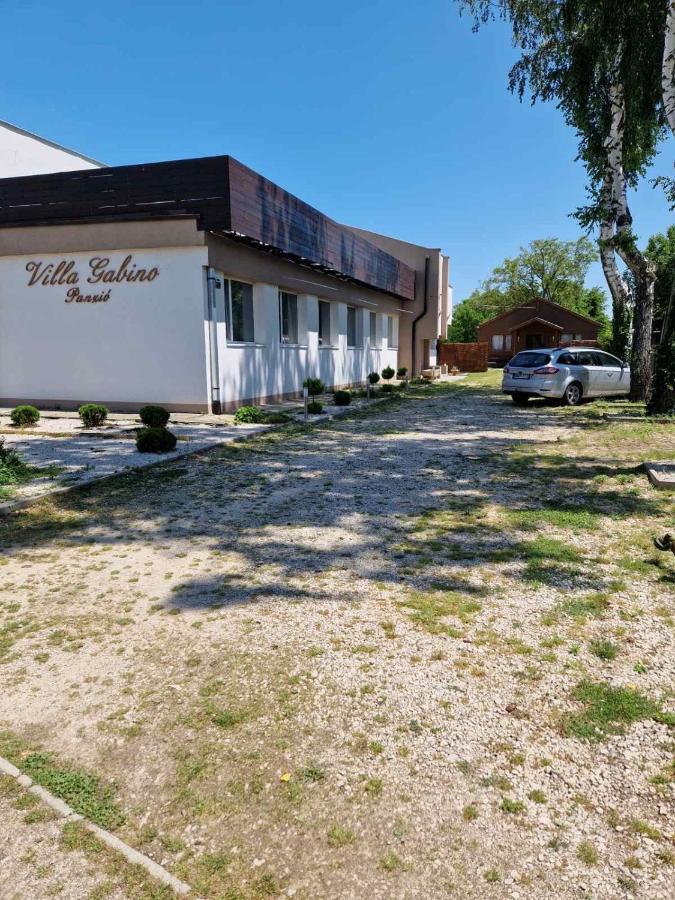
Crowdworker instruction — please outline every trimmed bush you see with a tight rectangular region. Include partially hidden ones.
[78,403,109,428]
[367,372,380,385]
[234,405,267,424]
[396,366,408,379]
[307,400,323,414]
[136,427,177,453]
[10,405,40,427]
[382,366,395,381]
[333,390,352,406]
[380,383,395,394]
[303,377,325,398]
[139,405,170,428]
[397,381,408,391]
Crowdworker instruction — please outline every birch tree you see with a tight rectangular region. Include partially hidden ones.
[456,0,668,400]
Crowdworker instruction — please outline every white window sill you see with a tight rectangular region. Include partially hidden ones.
[227,341,265,348]
[319,344,339,351]
[280,343,308,349]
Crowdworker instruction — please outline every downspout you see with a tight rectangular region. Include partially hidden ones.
[206,267,222,414]
[411,256,429,374]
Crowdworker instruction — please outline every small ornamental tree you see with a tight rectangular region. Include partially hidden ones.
[367,372,380,385]
[396,367,408,379]
[382,366,395,381]
[78,404,109,428]
[303,377,325,400]
[10,406,40,427]
[139,405,170,428]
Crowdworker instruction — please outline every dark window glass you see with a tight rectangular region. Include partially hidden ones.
[369,312,378,346]
[280,291,298,343]
[229,281,254,343]
[576,351,597,366]
[558,352,576,365]
[596,352,622,367]
[347,306,357,347]
[319,300,331,345]
[509,352,552,368]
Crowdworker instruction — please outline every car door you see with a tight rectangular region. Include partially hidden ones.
[574,351,601,396]
[594,351,624,395]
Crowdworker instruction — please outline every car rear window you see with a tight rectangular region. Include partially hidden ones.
[509,352,551,368]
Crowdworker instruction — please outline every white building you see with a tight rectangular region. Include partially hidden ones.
[0,126,451,413]
[0,120,103,178]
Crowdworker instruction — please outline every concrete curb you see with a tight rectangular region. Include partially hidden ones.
[0,395,395,517]
[0,757,191,895]
[645,462,675,491]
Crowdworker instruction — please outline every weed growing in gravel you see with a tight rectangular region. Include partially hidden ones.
[589,639,619,661]
[327,824,356,847]
[463,803,479,821]
[399,591,480,635]
[630,819,661,840]
[520,537,582,584]
[380,851,405,871]
[577,841,599,865]
[509,506,599,531]
[500,797,525,814]
[563,681,675,741]
[543,593,610,625]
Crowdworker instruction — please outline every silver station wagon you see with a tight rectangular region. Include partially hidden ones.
[502,347,631,406]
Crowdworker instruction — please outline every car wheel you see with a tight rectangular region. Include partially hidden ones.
[511,393,529,406]
[562,382,582,406]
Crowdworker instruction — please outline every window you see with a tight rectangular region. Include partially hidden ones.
[491,334,504,351]
[279,291,298,344]
[369,312,378,347]
[558,352,576,365]
[318,300,331,346]
[504,334,512,350]
[227,280,254,343]
[509,352,552,368]
[561,333,573,343]
[387,315,395,347]
[596,352,623,367]
[347,306,357,347]
[576,351,597,366]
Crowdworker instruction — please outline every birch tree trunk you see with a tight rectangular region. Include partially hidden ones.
[663,1,675,137]
[601,77,656,402]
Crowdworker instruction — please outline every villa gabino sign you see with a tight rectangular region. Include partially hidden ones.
[25,255,160,303]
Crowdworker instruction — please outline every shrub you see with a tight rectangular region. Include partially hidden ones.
[0,439,31,486]
[234,405,267,424]
[139,405,170,428]
[303,377,325,398]
[380,383,395,394]
[78,403,109,428]
[333,390,351,406]
[265,412,292,424]
[397,381,408,391]
[10,405,40,427]
[382,366,395,381]
[396,366,408,378]
[307,401,323,414]
[367,372,380,385]
[136,427,177,453]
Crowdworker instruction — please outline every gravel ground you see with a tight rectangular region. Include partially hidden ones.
[0,375,673,900]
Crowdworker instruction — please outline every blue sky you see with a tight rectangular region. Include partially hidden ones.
[5,0,673,306]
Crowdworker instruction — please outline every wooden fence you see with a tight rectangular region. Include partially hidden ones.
[437,342,488,372]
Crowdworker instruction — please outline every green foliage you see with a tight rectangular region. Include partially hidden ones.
[589,639,619,661]
[448,237,609,342]
[646,226,675,415]
[135,427,177,454]
[0,439,31,487]
[307,400,323,414]
[333,390,352,406]
[265,412,292,424]
[21,752,125,829]
[396,366,408,378]
[367,371,380,384]
[380,384,395,393]
[563,680,675,741]
[303,377,325,398]
[381,366,395,380]
[138,405,170,428]
[234,405,267,424]
[10,405,40,427]
[78,404,109,428]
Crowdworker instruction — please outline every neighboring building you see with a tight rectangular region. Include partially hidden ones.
[0,153,451,413]
[477,298,602,365]
[0,120,104,178]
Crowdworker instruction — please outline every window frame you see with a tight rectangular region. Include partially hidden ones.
[491,334,504,351]
[318,300,332,347]
[225,278,255,345]
[347,306,358,348]
[369,312,378,348]
[279,290,299,345]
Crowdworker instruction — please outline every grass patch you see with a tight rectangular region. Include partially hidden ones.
[577,840,599,865]
[543,593,610,625]
[563,680,675,742]
[589,639,619,661]
[509,505,599,531]
[327,824,356,848]
[399,591,481,635]
[500,797,525,814]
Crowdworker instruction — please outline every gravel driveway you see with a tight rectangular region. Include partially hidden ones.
[0,378,673,900]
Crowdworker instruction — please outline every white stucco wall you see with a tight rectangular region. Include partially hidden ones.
[0,122,102,178]
[0,246,209,409]
[211,279,399,407]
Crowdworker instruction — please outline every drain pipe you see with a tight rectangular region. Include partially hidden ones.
[206,268,222,414]
[411,256,430,374]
